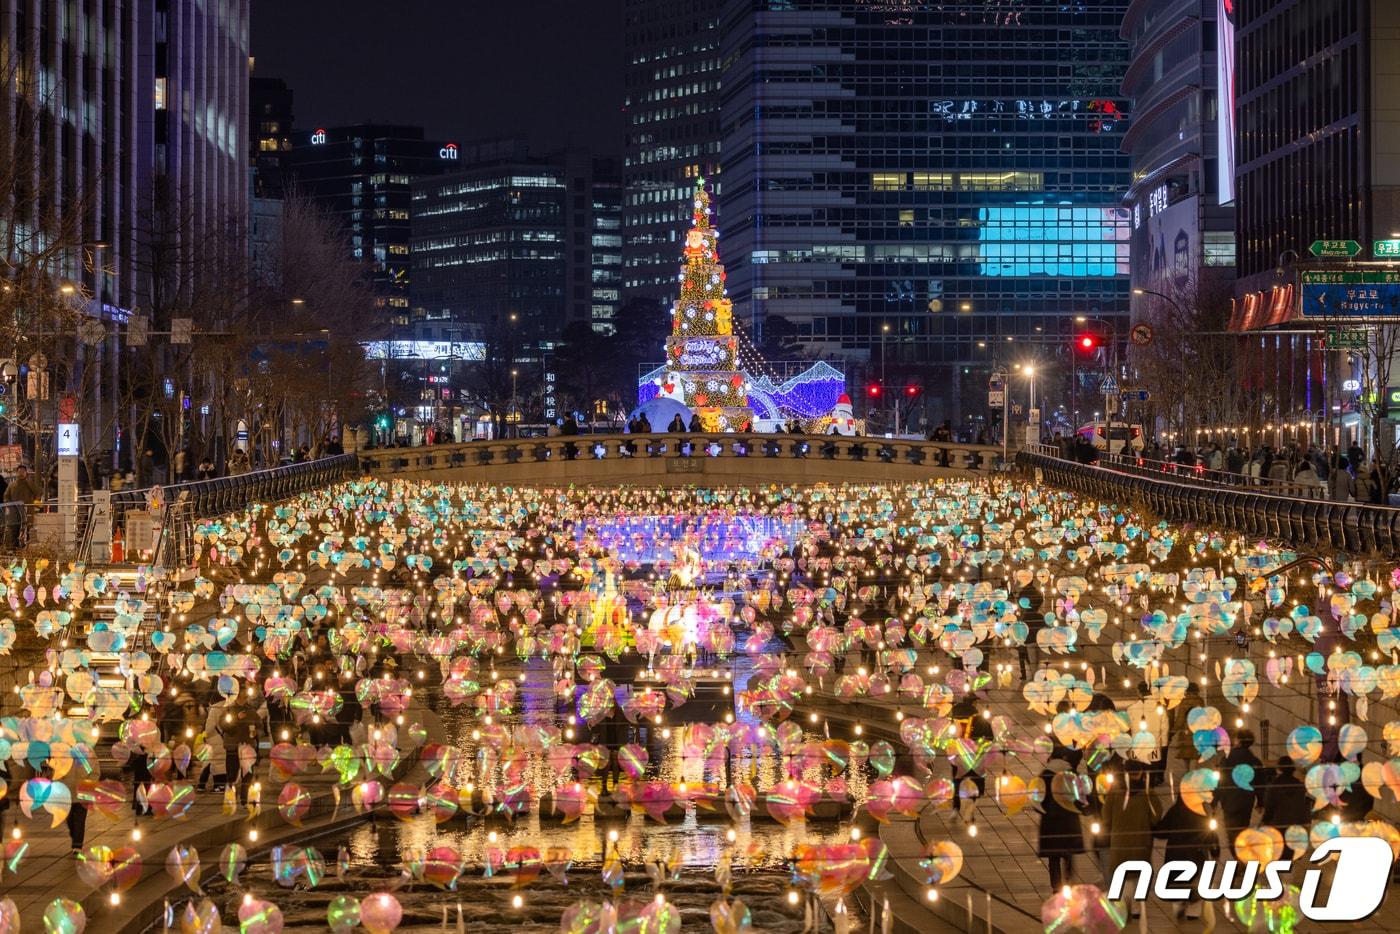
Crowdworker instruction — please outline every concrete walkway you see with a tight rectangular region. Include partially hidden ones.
[0,697,440,934]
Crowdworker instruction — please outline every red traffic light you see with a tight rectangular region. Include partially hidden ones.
[868,384,881,397]
[905,385,919,396]
[1078,334,1098,351]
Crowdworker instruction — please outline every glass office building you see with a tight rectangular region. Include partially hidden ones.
[718,0,1132,424]
[623,0,725,305]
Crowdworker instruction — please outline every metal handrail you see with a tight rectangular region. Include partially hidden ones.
[1019,450,1400,554]
[1097,452,1329,500]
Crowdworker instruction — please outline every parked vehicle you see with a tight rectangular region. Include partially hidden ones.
[1077,421,1144,452]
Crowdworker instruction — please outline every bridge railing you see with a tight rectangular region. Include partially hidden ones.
[106,453,361,523]
[357,432,1005,476]
[1019,449,1400,555]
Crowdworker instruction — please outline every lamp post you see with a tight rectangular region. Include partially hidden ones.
[880,322,890,433]
[510,368,519,439]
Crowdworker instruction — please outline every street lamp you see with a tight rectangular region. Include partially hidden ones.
[510,368,519,439]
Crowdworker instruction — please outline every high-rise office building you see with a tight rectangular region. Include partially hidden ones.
[1234,0,1400,292]
[250,74,294,199]
[411,143,623,346]
[581,157,624,335]
[0,0,249,461]
[1122,0,1236,325]
[718,1,1133,425]
[0,0,249,313]
[622,0,724,305]
[288,124,458,325]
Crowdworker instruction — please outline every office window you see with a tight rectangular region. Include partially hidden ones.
[871,173,905,191]
[912,173,954,190]
[1204,231,1236,267]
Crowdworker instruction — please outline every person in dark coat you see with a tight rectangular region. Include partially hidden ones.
[1016,578,1043,678]
[1216,727,1261,839]
[1258,756,1311,842]
[1037,759,1087,892]
[1154,792,1218,919]
[1102,762,1160,917]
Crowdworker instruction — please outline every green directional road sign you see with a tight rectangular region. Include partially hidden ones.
[1376,240,1400,258]
[1310,239,1362,258]
[1325,328,1369,349]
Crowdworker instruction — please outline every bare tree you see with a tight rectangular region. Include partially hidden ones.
[1132,272,1244,444]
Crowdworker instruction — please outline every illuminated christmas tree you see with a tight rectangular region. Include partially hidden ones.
[661,179,752,431]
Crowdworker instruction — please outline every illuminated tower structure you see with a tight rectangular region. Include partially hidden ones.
[664,180,752,431]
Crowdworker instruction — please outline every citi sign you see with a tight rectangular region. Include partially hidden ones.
[1107,837,1393,922]
[440,143,458,160]
[310,128,328,145]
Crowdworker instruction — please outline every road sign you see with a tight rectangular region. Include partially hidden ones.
[1303,272,1400,317]
[171,318,193,344]
[1101,376,1119,395]
[1325,328,1369,349]
[987,389,1004,409]
[1129,323,1154,346]
[1376,240,1400,257]
[1309,239,1362,258]
[1119,389,1151,402]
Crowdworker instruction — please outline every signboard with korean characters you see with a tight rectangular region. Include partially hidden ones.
[1302,271,1400,318]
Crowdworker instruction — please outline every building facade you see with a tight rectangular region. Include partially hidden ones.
[622,0,725,305]
[717,0,1133,427]
[0,0,249,466]
[250,73,294,199]
[411,143,622,346]
[1235,0,1400,289]
[288,124,457,326]
[1122,0,1236,322]
[0,0,249,312]
[1228,0,1400,449]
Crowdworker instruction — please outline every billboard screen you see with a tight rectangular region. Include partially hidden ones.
[1217,0,1237,204]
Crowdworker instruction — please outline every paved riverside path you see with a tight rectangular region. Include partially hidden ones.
[0,696,442,933]
[804,650,1398,934]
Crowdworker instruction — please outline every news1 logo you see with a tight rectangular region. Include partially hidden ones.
[1108,837,1393,922]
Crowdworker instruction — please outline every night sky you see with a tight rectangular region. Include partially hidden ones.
[250,0,627,155]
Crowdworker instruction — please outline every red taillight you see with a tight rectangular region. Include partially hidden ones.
[1132,427,1141,438]
[1097,427,1105,437]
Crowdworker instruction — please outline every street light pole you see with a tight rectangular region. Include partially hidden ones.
[510,368,519,439]
[880,322,890,433]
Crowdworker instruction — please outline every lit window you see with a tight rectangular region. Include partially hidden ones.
[871,173,905,191]
[898,210,915,227]
[912,173,953,191]
[154,77,167,110]
[1204,231,1237,267]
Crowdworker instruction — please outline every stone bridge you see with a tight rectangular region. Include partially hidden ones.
[355,432,1004,485]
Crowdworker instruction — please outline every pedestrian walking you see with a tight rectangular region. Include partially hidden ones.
[1102,761,1160,916]
[1217,728,1261,840]
[1037,758,1087,893]
[1154,792,1219,921]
